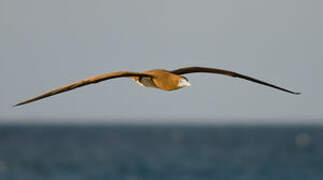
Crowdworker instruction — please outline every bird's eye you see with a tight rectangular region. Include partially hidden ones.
[179,79,186,83]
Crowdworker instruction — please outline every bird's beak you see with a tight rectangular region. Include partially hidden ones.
[185,81,191,87]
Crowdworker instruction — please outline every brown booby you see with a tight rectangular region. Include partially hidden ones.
[14,66,300,106]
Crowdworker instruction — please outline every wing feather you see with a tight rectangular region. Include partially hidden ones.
[171,66,300,95]
[14,71,152,106]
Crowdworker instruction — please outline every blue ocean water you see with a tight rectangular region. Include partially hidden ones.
[0,124,322,180]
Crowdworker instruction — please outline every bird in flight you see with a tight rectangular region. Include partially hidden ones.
[14,66,300,106]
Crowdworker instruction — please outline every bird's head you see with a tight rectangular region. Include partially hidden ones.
[177,77,191,88]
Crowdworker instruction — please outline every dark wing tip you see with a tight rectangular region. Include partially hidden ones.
[292,92,301,95]
[13,102,27,107]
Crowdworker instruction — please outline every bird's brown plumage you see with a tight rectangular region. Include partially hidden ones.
[144,69,186,91]
[14,66,300,106]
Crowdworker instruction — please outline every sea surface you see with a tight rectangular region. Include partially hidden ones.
[0,124,322,180]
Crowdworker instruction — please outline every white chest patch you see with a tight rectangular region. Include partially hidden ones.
[136,77,157,88]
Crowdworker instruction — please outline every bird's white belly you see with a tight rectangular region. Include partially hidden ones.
[136,77,157,88]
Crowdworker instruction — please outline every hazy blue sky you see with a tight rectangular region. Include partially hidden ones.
[1,0,322,124]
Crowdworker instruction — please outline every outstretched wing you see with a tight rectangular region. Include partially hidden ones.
[14,71,153,106]
[171,66,300,95]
